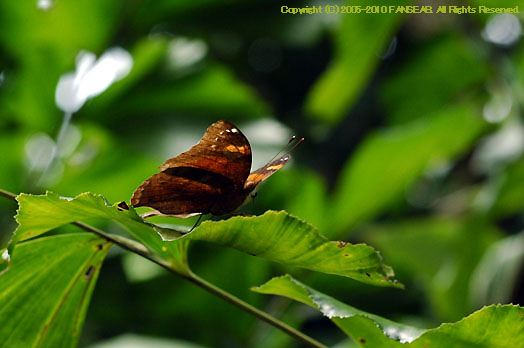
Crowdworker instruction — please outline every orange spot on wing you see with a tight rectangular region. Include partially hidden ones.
[226,144,248,154]
[266,164,284,171]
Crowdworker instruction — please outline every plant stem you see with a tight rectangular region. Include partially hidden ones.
[0,188,327,348]
[185,272,327,348]
[0,189,16,201]
[36,111,73,187]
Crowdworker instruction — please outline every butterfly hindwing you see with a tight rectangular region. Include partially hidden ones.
[131,172,223,215]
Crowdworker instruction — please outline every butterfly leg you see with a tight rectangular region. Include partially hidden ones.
[189,214,204,232]
[140,209,164,219]
[140,209,201,220]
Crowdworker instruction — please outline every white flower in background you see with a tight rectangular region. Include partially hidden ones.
[25,133,56,170]
[472,119,524,174]
[482,13,521,47]
[167,37,207,71]
[55,47,133,113]
[37,0,53,10]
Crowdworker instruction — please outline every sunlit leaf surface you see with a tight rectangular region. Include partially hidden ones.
[0,233,111,348]
[187,211,401,287]
[14,191,189,271]
[15,192,399,287]
[254,275,524,348]
[253,275,421,346]
[411,304,524,348]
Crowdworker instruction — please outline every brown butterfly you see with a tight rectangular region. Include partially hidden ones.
[131,120,297,217]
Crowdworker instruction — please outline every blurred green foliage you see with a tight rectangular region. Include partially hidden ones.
[0,234,111,348]
[1,0,524,347]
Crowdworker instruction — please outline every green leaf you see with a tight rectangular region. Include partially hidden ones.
[14,192,398,286]
[0,131,27,194]
[0,233,111,348]
[381,34,487,125]
[330,103,485,234]
[469,232,524,307]
[130,0,233,32]
[410,304,524,348]
[263,168,329,232]
[305,0,409,124]
[108,64,269,119]
[14,191,189,272]
[186,211,400,288]
[489,157,524,218]
[253,275,421,346]
[367,217,501,321]
[254,275,524,348]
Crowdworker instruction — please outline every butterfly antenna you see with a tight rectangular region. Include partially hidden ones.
[267,136,301,163]
[284,137,304,156]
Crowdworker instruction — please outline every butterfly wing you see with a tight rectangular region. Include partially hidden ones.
[159,120,252,190]
[131,120,252,215]
[131,171,225,215]
[244,154,290,192]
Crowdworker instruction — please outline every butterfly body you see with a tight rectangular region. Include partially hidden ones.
[131,120,290,216]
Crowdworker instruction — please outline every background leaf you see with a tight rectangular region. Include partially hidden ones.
[380,34,487,125]
[254,275,524,348]
[306,0,409,124]
[253,275,422,346]
[330,103,485,234]
[0,233,111,348]
[366,217,501,321]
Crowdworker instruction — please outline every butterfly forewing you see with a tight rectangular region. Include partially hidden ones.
[159,120,252,190]
[132,120,253,215]
[244,155,290,191]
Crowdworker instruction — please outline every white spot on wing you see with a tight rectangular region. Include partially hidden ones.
[231,128,238,133]
[226,129,231,133]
